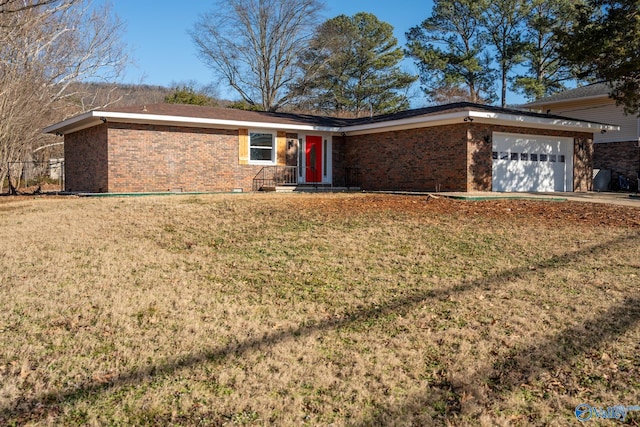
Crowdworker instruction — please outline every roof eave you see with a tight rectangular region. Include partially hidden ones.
[43,110,100,135]
[523,93,611,108]
[340,111,469,135]
[44,107,618,137]
[340,109,618,136]
[44,111,342,135]
[469,110,619,132]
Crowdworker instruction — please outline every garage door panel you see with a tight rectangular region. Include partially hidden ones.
[492,133,573,192]
[493,161,556,192]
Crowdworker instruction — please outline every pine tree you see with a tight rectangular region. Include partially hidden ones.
[405,0,496,104]
[559,0,640,114]
[513,0,583,101]
[293,13,417,116]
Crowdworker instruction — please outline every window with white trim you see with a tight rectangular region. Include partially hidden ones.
[249,131,275,163]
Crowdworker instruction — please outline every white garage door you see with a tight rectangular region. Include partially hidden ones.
[492,132,574,192]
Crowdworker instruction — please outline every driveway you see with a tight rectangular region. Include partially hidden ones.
[443,191,640,208]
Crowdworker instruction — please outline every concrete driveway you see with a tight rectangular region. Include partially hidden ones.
[443,191,640,208]
[546,192,640,207]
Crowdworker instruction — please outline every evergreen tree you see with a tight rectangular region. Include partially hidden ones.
[164,86,215,106]
[481,0,530,107]
[558,0,640,114]
[514,0,584,101]
[405,0,496,104]
[293,13,417,116]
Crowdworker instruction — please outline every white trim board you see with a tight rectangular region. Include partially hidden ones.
[44,107,620,136]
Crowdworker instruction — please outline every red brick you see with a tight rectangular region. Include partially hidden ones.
[594,141,640,191]
[343,124,593,192]
[66,123,265,193]
[64,122,594,193]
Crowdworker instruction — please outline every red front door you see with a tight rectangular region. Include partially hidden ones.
[305,136,322,183]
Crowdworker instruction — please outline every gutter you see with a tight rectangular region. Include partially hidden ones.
[44,106,620,137]
[523,94,610,108]
[44,110,341,135]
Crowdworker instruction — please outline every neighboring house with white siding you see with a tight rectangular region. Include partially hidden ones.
[524,83,640,191]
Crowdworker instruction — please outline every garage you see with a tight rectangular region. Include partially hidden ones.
[492,132,574,192]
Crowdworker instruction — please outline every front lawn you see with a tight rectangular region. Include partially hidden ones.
[0,193,638,426]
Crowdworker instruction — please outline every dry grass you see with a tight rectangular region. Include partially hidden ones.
[0,193,638,426]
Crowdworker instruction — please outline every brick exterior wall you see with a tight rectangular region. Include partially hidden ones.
[65,123,269,193]
[107,124,267,192]
[343,125,469,191]
[594,141,640,191]
[574,136,594,192]
[64,120,595,193]
[343,124,593,192]
[332,135,347,187]
[466,125,493,191]
[64,123,108,192]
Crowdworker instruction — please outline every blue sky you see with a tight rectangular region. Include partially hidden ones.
[95,0,525,106]
[94,1,432,100]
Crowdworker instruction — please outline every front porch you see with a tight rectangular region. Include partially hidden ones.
[252,165,361,192]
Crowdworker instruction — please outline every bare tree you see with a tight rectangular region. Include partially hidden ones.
[0,0,68,15]
[191,0,324,112]
[0,0,128,192]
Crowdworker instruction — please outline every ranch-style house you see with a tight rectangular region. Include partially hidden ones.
[44,102,617,194]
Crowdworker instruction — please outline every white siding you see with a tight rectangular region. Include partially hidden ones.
[544,98,639,143]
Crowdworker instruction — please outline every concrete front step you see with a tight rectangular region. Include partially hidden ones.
[272,185,360,193]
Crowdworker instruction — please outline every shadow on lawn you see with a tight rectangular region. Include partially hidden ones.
[356,296,640,426]
[1,232,639,424]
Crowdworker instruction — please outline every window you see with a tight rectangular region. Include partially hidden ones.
[540,154,548,162]
[249,132,275,163]
[510,152,519,161]
[549,154,557,162]
[500,151,509,160]
[559,155,565,163]
[492,151,498,160]
[520,153,529,161]
[530,153,538,161]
